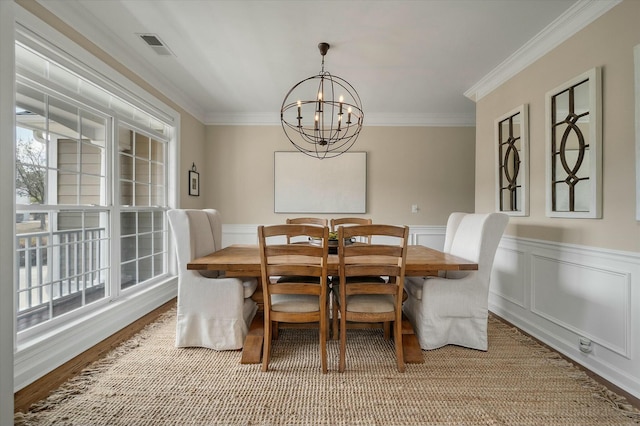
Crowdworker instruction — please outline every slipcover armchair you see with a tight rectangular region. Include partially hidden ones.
[403,212,508,351]
[167,209,258,350]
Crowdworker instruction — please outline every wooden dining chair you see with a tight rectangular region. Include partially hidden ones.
[330,217,372,243]
[330,218,383,339]
[335,224,409,373]
[285,217,328,243]
[258,224,330,373]
[277,217,329,284]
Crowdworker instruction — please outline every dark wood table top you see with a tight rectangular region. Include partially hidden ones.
[187,244,478,277]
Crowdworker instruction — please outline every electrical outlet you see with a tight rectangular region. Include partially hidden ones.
[579,337,592,353]
[411,204,419,213]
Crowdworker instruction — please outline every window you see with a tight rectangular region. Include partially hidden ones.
[15,31,175,336]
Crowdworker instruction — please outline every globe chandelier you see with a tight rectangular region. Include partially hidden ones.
[280,42,364,159]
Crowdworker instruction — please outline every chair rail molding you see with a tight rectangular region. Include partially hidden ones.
[490,235,640,399]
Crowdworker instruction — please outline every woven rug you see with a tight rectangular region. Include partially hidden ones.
[15,309,640,425]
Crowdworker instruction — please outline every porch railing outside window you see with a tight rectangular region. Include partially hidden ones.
[16,220,107,331]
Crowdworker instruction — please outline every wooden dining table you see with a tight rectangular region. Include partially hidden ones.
[187,244,478,364]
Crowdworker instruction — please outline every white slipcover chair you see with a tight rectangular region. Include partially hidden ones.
[167,209,258,350]
[403,212,508,351]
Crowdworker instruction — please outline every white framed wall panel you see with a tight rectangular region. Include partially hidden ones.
[530,254,630,358]
[221,224,260,247]
[489,236,640,399]
[410,226,446,250]
[491,246,526,308]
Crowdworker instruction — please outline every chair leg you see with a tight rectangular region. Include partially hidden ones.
[339,311,347,373]
[383,321,391,340]
[394,319,405,373]
[320,312,328,374]
[273,321,279,340]
[262,314,271,372]
[332,294,339,340]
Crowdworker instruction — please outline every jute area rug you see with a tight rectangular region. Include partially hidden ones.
[15,309,640,426]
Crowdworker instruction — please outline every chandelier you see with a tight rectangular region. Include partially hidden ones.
[280,42,364,159]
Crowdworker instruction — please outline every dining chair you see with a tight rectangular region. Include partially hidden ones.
[167,209,258,350]
[258,223,330,373]
[335,224,409,373]
[285,217,328,243]
[403,212,508,351]
[330,217,372,243]
[277,217,329,283]
[329,218,383,339]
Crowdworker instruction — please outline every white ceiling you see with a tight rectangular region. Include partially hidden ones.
[37,0,617,126]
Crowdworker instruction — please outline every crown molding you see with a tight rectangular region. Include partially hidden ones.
[363,112,476,127]
[205,112,476,127]
[204,112,280,126]
[464,0,622,103]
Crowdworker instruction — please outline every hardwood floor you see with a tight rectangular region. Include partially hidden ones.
[14,298,176,413]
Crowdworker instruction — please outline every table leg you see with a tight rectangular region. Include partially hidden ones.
[402,315,423,363]
[240,312,264,364]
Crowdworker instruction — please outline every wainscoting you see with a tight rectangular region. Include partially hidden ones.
[489,236,640,400]
[223,224,640,399]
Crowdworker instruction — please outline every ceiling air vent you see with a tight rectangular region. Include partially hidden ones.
[138,33,174,56]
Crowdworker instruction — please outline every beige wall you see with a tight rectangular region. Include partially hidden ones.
[204,125,475,225]
[16,0,206,210]
[179,113,206,209]
[475,0,640,252]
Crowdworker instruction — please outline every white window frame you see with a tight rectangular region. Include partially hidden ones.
[12,6,179,391]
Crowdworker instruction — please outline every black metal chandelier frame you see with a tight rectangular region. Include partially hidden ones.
[280,42,364,159]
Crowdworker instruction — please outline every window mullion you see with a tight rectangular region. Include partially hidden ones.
[111,117,122,300]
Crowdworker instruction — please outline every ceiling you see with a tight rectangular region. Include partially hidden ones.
[37,0,613,126]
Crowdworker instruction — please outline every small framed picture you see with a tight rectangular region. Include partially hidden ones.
[188,165,199,196]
